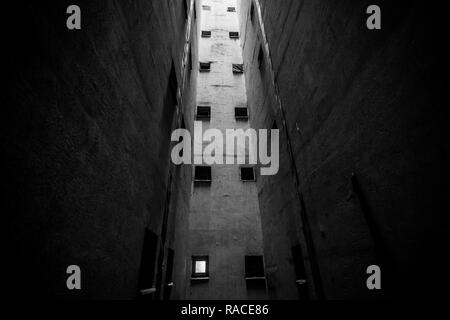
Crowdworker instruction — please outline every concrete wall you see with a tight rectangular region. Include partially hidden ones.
[186,0,266,300]
[4,0,198,299]
[238,0,446,299]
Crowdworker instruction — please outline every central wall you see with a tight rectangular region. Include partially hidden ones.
[185,0,265,300]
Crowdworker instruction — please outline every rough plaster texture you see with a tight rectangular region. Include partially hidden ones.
[4,0,198,299]
[238,0,446,299]
[186,0,265,300]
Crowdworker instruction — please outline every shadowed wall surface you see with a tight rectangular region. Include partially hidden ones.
[4,0,198,299]
[238,0,447,299]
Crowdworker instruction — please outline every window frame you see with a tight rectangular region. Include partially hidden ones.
[229,31,240,39]
[202,30,212,38]
[250,2,255,23]
[235,107,249,121]
[199,62,211,72]
[245,255,265,280]
[240,167,256,182]
[258,46,264,70]
[196,106,211,120]
[232,63,244,74]
[194,165,212,182]
[191,255,210,279]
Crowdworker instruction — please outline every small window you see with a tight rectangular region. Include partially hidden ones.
[229,32,239,39]
[194,166,212,182]
[227,7,236,12]
[241,167,255,182]
[202,5,211,11]
[177,117,186,157]
[245,255,265,279]
[188,46,193,70]
[199,62,211,72]
[235,107,249,120]
[138,229,159,295]
[232,64,244,74]
[183,0,188,19]
[194,1,197,19]
[192,256,209,278]
[258,46,264,70]
[272,120,278,130]
[202,30,211,38]
[250,2,255,23]
[196,106,211,120]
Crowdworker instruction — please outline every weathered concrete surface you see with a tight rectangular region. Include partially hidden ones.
[4,0,198,299]
[238,0,447,299]
[186,0,266,300]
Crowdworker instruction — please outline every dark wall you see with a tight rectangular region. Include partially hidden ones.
[239,0,447,299]
[3,0,197,299]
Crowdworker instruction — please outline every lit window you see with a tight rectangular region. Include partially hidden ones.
[241,167,255,182]
[192,256,209,278]
[202,30,212,38]
[199,62,211,72]
[194,166,212,182]
[195,260,206,273]
[229,32,239,39]
[235,107,249,121]
[232,64,244,74]
[196,106,211,120]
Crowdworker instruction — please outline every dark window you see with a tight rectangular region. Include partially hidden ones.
[196,106,211,120]
[241,167,255,181]
[161,62,178,136]
[235,107,249,120]
[188,46,193,70]
[227,7,236,12]
[292,245,309,299]
[229,32,239,39]
[183,0,188,19]
[137,229,158,295]
[245,256,265,278]
[163,249,175,300]
[192,256,209,278]
[250,2,255,23]
[202,5,211,10]
[272,120,278,130]
[202,30,212,37]
[194,166,212,182]
[178,117,186,157]
[200,62,211,72]
[232,64,244,74]
[194,1,197,19]
[258,46,264,70]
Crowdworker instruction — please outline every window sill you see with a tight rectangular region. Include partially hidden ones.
[140,288,156,295]
[245,277,266,281]
[191,277,210,281]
